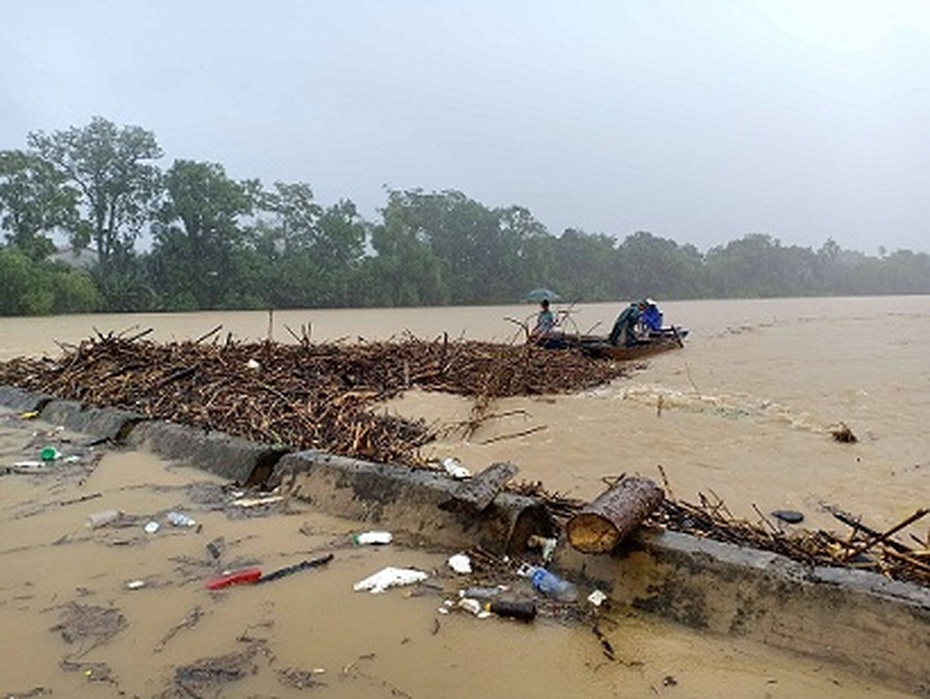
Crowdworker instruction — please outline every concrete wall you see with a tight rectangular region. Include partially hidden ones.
[272,450,555,556]
[1,384,927,695]
[560,530,930,695]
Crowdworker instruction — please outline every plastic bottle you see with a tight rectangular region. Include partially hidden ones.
[529,566,578,602]
[86,509,122,529]
[459,586,504,600]
[352,531,393,545]
[489,599,538,622]
[166,511,196,527]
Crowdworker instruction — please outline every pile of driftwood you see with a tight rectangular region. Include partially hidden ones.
[3,330,926,589]
[0,329,631,467]
[543,475,929,588]
[652,492,930,588]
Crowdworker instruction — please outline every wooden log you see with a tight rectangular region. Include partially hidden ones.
[567,476,664,554]
[440,461,519,513]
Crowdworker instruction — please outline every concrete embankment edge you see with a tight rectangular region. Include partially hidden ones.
[1,385,927,695]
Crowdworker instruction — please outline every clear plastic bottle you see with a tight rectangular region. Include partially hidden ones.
[529,566,578,602]
[166,511,196,527]
[352,531,393,545]
[459,586,504,600]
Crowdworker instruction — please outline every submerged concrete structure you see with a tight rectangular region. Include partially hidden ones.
[1,385,927,696]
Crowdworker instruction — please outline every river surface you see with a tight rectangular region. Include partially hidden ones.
[3,296,928,528]
[0,296,927,698]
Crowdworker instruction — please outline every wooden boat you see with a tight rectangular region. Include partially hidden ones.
[536,326,689,360]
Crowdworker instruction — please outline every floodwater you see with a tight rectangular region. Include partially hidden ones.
[0,296,927,697]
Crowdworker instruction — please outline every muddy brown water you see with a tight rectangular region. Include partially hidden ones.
[0,297,927,697]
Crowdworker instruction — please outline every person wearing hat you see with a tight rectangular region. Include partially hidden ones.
[640,298,663,335]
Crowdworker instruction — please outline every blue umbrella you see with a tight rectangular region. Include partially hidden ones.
[524,288,561,302]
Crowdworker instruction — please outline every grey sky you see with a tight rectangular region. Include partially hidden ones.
[2,0,928,254]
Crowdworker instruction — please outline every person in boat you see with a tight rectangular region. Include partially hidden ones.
[531,299,557,339]
[608,300,643,347]
[640,298,663,334]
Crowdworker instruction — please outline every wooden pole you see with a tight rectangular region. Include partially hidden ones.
[440,461,519,514]
[567,476,664,554]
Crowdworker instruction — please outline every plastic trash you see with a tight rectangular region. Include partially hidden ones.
[587,589,608,607]
[771,509,804,524]
[527,534,558,561]
[459,586,506,600]
[205,567,262,590]
[19,411,39,420]
[229,495,284,508]
[441,457,471,479]
[353,566,428,594]
[166,511,196,527]
[126,580,146,590]
[144,521,160,534]
[457,597,491,618]
[246,358,261,370]
[353,531,393,545]
[526,566,578,602]
[206,539,224,559]
[255,554,333,584]
[40,447,60,461]
[86,509,122,529]
[489,599,537,621]
[447,553,472,574]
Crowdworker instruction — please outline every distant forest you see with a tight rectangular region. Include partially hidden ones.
[1,117,928,316]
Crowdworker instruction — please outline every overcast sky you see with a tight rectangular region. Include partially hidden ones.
[2,0,928,254]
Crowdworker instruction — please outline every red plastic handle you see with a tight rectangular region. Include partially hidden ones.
[205,567,262,590]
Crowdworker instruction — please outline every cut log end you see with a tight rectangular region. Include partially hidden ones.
[567,476,664,554]
[566,513,629,554]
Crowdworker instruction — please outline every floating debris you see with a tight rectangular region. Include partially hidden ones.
[353,567,428,593]
[163,646,259,697]
[830,422,858,443]
[771,509,804,524]
[51,602,127,647]
[0,332,631,469]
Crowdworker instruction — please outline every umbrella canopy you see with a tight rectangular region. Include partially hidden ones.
[524,288,561,302]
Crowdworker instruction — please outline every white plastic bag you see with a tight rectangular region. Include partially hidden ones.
[353,566,428,594]
[441,457,471,479]
[447,553,472,574]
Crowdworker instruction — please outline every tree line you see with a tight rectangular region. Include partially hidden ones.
[1,116,928,316]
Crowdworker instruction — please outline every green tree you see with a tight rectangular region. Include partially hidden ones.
[251,182,367,308]
[879,249,930,294]
[27,117,162,268]
[0,247,100,315]
[0,150,78,260]
[363,203,450,306]
[151,160,254,309]
[376,189,553,304]
[552,228,621,301]
[616,231,707,300]
[259,181,323,253]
